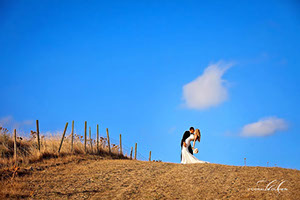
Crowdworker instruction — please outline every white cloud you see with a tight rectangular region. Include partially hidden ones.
[0,115,33,130]
[241,117,288,137]
[182,62,233,109]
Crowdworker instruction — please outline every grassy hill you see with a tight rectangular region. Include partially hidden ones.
[1,155,299,199]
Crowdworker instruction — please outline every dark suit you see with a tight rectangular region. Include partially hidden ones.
[181,131,193,161]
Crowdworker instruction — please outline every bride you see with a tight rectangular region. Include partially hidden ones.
[181,129,209,164]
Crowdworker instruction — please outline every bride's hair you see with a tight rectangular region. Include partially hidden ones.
[195,129,201,142]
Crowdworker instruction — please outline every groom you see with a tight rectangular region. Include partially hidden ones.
[181,127,194,161]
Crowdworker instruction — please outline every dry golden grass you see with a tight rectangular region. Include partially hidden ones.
[0,159,299,199]
[0,126,126,169]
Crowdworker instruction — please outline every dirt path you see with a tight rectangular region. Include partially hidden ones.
[1,157,300,199]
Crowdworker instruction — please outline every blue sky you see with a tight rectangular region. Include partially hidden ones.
[0,1,300,169]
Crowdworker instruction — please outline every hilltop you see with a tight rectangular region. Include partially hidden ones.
[1,155,299,199]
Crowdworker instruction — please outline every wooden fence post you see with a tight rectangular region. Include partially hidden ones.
[130,147,133,159]
[89,127,92,151]
[36,120,40,152]
[71,120,74,152]
[97,124,99,153]
[58,122,68,153]
[14,129,17,165]
[84,121,87,153]
[134,143,137,160]
[106,128,111,154]
[149,151,151,161]
[119,134,122,155]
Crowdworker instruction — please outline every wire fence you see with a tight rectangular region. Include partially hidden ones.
[1,120,157,167]
[109,137,150,161]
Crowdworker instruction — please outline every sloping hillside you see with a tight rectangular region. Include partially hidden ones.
[1,156,299,199]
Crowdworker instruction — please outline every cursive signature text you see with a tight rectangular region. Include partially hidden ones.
[248,179,288,193]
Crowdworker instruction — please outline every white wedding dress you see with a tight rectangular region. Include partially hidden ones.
[181,134,208,164]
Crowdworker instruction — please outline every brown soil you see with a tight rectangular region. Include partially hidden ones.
[1,156,299,199]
